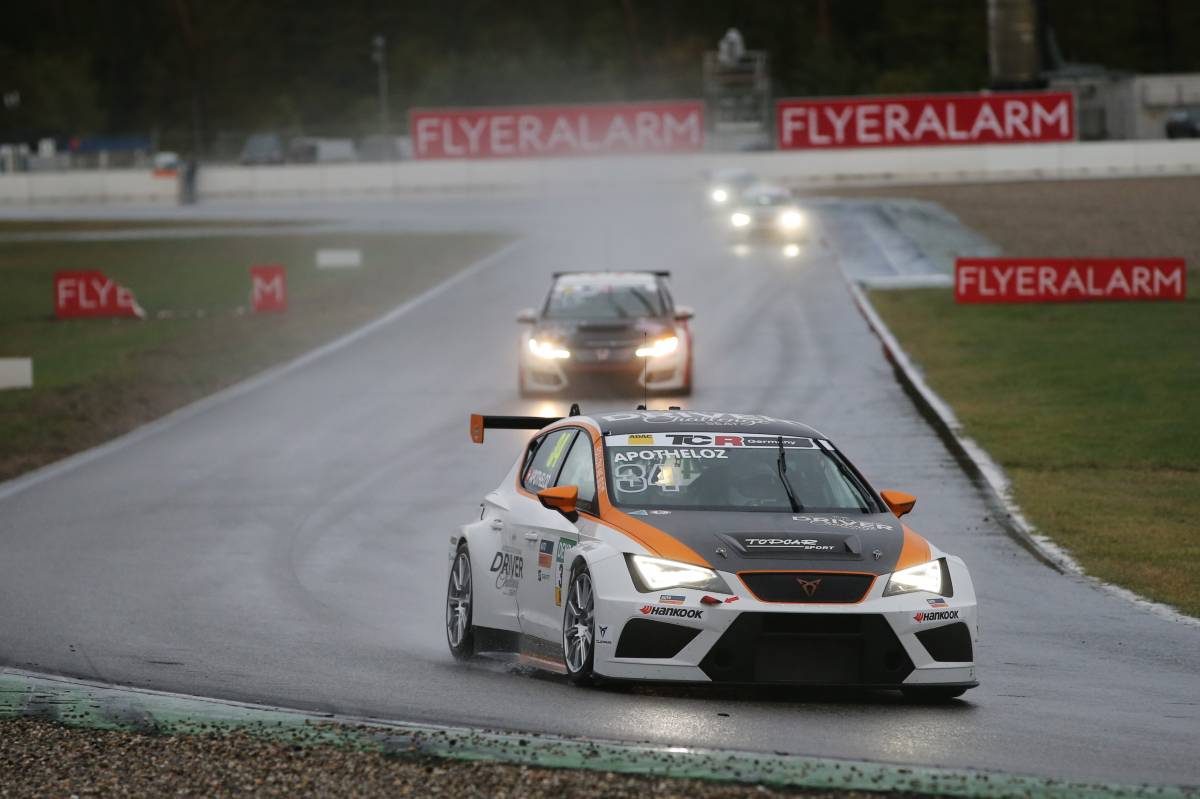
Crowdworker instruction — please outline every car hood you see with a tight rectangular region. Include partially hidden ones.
[614,508,927,576]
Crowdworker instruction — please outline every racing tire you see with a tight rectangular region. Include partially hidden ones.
[562,564,597,686]
[901,686,969,703]
[445,545,476,660]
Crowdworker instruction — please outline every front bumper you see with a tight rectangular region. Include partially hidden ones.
[589,556,978,688]
[521,349,687,395]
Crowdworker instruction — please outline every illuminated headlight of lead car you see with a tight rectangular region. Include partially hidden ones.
[730,212,751,228]
[635,335,678,358]
[883,558,951,597]
[778,208,805,230]
[626,554,731,593]
[527,338,570,360]
[711,187,729,203]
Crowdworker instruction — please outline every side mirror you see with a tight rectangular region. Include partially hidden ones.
[880,490,916,518]
[674,305,694,322]
[516,308,537,324]
[538,485,578,517]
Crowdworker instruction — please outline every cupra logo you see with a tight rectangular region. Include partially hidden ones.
[795,577,822,597]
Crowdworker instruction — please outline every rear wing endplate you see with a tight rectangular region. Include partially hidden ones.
[470,414,562,444]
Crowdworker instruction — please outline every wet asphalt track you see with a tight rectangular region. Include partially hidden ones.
[1,186,1197,786]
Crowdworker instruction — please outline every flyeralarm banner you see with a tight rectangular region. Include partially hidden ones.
[54,271,145,319]
[954,258,1186,303]
[410,101,704,159]
[777,91,1075,150]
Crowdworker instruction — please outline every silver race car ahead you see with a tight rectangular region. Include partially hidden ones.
[728,183,809,243]
[447,409,979,700]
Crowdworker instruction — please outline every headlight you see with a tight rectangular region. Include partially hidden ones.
[883,559,951,597]
[779,209,804,230]
[527,338,570,360]
[635,335,678,358]
[625,554,731,593]
[782,243,801,258]
[730,212,750,228]
[711,188,729,203]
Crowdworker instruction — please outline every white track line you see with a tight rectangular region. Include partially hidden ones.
[0,239,523,502]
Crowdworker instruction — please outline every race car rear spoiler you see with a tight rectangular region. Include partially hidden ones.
[468,414,557,443]
[470,404,581,443]
[552,270,670,278]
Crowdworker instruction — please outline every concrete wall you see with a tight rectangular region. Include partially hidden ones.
[2,139,1199,206]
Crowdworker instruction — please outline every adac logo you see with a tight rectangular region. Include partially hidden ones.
[913,609,960,623]
[795,576,822,597]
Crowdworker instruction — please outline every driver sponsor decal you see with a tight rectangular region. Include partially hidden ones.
[740,536,838,553]
[554,537,576,607]
[538,539,554,569]
[490,547,524,596]
[639,605,703,619]
[913,609,959,623]
[658,594,685,605]
[613,448,728,462]
[793,515,894,531]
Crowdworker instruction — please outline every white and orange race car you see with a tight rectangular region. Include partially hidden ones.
[446,408,978,700]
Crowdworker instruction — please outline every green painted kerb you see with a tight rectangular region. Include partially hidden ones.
[1,670,1194,799]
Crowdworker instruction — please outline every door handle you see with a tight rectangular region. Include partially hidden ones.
[491,518,504,531]
[523,532,539,542]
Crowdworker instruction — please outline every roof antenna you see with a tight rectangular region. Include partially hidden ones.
[568,402,581,417]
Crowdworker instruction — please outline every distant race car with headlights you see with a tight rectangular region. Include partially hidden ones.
[704,167,756,208]
[515,271,693,398]
[728,183,808,241]
[446,409,979,699]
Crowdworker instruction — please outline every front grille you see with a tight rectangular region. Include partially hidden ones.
[615,619,700,658]
[699,612,913,685]
[740,572,875,603]
[916,622,973,662]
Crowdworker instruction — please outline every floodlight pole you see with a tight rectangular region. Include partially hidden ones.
[372,34,389,137]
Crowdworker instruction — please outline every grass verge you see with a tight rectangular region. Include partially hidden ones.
[0,227,507,482]
[869,288,1199,617]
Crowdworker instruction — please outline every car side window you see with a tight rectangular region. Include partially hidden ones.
[522,429,576,492]
[555,432,597,514]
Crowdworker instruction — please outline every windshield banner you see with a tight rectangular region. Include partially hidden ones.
[776,91,1075,150]
[606,433,819,449]
[410,101,704,159]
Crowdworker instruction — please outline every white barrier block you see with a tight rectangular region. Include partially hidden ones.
[315,249,362,269]
[0,358,33,390]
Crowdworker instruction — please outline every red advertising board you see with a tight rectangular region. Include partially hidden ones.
[777,91,1074,149]
[53,271,145,319]
[410,101,704,159]
[954,258,1186,304]
[250,265,287,313]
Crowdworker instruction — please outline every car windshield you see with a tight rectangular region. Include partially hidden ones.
[604,433,877,512]
[544,281,665,319]
[745,191,790,207]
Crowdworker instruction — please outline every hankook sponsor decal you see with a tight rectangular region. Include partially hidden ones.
[913,609,959,623]
[639,605,703,619]
[793,515,894,531]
